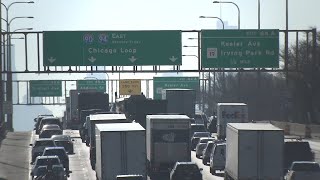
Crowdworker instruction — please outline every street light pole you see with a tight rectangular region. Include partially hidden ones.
[212,1,240,29]
[1,1,34,131]
[199,16,225,29]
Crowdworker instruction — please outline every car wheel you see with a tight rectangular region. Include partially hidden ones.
[196,154,200,158]
[211,169,216,175]
[202,159,206,165]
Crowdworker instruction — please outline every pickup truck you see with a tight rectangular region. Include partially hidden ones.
[285,161,320,180]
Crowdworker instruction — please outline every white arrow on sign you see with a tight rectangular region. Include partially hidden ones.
[169,56,178,62]
[129,56,137,63]
[48,57,56,63]
[88,56,96,63]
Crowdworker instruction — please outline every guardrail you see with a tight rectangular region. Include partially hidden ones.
[268,121,320,139]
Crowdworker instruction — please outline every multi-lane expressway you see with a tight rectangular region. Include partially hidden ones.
[0,130,319,180]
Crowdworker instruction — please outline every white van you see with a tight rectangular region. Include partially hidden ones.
[209,143,226,175]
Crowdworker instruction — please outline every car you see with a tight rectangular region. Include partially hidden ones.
[191,132,211,150]
[284,139,315,173]
[209,142,226,175]
[34,114,54,134]
[190,124,207,137]
[195,137,214,158]
[30,138,57,163]
[170,162,203,180]
[38,117,63,134]
[51,135,75,154]
[194,112,208,125]
[202,141,214,165]
[39,125,63,138]
[30,155,64,180]
[42,147,69,173]
[285,161,320,180]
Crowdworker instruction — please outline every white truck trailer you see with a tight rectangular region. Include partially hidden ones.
[88,114,129,169]
[225,123,284,180]
[146,115,191,177]
[95,123,146,180]
[217,103,248,139]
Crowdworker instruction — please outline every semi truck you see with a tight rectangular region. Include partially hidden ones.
[146,115,191,177]
[87,113,129,169]
[66,90,109,129]
[115,95,167,128]
[224,123,284,180]
[95,123,146,180]
[217,103,248,139]
[162,89,196,118]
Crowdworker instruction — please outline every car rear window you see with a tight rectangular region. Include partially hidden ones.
[37,158,60,166]
[176,164,199,172]
[35,141,55,147]
[200,138,213,143]
[43,149,67,159]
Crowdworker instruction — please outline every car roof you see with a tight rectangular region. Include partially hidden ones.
[41,117,60,120]
[42,124,61,130]
[200,137,214,140]
[292,161,319,164]
[44,147,66,151]
[175,161,198,165]
[51,135,71,140]
[193,132,210,134]
[36,155,59,160]
[36,138,54,142]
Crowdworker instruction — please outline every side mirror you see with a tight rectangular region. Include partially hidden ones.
[29,144,33,147]
[199,168,203,171]
[34,118,37,122]
[72,139,75,141]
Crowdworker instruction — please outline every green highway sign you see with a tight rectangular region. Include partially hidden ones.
[30,80,62,97]
[43,31,182,66]
[77,80,106,92]
[201,29,279,68]
[153,77,200,99]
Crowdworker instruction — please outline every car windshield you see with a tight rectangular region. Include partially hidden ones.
[292,163,320,171]
[194,132,210,137]
[36,158,60,166]
[35,141,55,147]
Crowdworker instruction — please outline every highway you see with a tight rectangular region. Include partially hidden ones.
[0,130,320,180]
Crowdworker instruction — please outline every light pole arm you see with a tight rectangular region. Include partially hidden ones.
[213,1,240,29]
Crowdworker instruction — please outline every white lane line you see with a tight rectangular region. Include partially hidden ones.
[28,131,35,180]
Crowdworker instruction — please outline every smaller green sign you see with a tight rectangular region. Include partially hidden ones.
[30,80,62,97]
[153,77,200,99]
[201,29,279,68]
[77,80,106,92]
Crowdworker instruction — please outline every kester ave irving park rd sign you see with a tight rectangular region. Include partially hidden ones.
[201,29,279,68]
[43,31,182,66]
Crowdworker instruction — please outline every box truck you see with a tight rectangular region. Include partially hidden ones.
[225,123,284,180]
[217,103,248,139]
[88,114,129,169]
[146,115,191,177]
[95,123,146,180]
